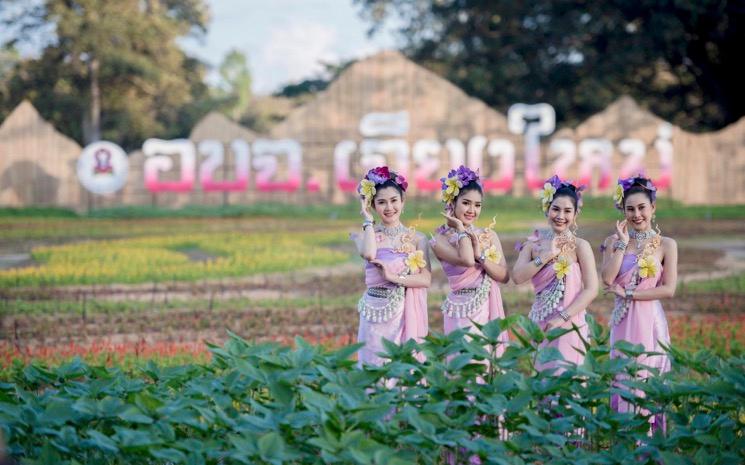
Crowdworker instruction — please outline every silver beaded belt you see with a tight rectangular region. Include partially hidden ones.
[453,287,478,295]
[367,287,391,298]
[441,277,492,319]
[359,285,405,323]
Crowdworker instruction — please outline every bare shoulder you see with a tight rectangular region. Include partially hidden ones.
[575,237,594,254]
[661,236,678,250]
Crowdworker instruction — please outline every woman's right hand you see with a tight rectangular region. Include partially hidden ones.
[360,197,374,222]
[615,220,629,243]
[441,212,465,232]
[546,237,561,261]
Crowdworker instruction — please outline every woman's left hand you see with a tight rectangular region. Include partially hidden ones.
[545,317,567,330]
[605,283,626,298]
[467,230,481,260]
[369,259,399,283]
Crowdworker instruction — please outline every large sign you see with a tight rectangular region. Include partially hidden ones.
[76,104,674,197]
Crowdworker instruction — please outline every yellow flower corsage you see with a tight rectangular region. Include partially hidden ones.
[540,182,557,213]
[405,250,427,273]
[553,255,570,279]
[483,245,501,263]
[637,256,658,279]
[358,179,376,206]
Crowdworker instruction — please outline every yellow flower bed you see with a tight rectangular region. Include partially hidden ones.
[0,231,349,287]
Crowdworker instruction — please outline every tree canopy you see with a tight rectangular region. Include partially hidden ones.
[1,0,212,149]
[355,0,744,131]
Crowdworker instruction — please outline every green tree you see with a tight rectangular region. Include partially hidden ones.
[0,46,20,121]
[355,0,744,131]
[217,49,252,121]
[1,0,211,148]
[274,58,355,99]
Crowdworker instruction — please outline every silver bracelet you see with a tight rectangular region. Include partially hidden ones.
[559,309,570,321]
[613,240,628,252]
[625,287,634,299]
[533,256,543,267]
[456,231,469,243]
[362,220,374,230]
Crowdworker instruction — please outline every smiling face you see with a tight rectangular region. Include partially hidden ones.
[373,186,404,225]
[453,189,483,227]
[623,192,656,231]
[547,195,577,233]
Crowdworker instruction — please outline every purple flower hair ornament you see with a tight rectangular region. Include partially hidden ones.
[540,175,585,213]
[613,174,656,210]
[357,166,408,206]
[440,165,481,204]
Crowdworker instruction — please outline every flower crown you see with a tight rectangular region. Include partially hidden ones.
[613,175,657,210]
[440,165,481,205]
[540,175,585,213]
[357,166,408,206]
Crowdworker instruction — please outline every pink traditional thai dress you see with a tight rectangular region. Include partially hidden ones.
[356,231,428,367]
[609,236,670,433]
[523,232,588,371]
[439,231,509,354]
[437,228,510,457]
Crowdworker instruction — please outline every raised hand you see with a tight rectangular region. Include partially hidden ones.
[360,197,374,222]
[467,230,481,258]
[441,212,465,232]
[548,236,561,260]
[615,219,629,243]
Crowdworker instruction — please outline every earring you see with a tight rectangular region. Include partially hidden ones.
[652,214,662,235]
[571,220,579,235]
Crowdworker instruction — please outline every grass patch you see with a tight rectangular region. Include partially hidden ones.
[3,197,744,222]
[679,272,745,293]
[0,293,362,317]
[0,207,79,218]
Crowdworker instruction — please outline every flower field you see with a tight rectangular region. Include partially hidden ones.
[0,231,349,287]
[1,208,743,463]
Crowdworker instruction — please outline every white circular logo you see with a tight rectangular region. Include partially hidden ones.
[77,141,129,194]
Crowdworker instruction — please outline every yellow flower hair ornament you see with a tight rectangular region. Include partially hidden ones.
[540,175,585,213]
[440,165,480,205]
[358,179,377,206]
[357,166,408,207]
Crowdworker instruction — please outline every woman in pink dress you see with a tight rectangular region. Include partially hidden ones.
[351,166,431,367]
[601,176,677,433]
[512,175,598,372]
[430,166,510,351]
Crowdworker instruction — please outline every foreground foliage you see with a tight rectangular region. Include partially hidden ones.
[1,316,743,464]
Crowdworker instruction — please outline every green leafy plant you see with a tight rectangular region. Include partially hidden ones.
[1,316,743,464]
